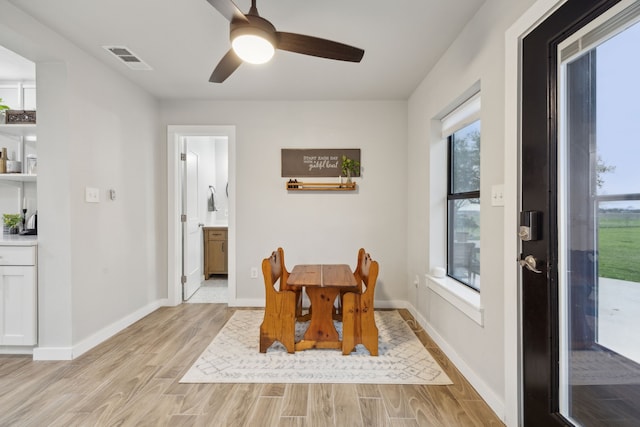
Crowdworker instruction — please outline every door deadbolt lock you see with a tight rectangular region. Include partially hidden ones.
[519,255,542,274]
[519,211,540,241]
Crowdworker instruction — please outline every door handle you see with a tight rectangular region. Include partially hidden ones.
[519,255,542,274]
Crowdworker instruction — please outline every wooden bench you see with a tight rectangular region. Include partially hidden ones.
[342,251,379,356]
[259,250,297,353]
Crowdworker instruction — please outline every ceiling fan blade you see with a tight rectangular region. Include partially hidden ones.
[204,0,248,23]
[209,49,243,83]
[276,32,364,62]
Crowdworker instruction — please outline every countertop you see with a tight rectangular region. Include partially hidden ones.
[0,233,38,246]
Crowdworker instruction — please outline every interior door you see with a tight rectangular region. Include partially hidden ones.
[182,147,203,301]
[521,0,640,425]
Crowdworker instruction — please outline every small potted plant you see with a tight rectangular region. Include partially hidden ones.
[0,98,9,123]
[3,213,22,234]
[341,155,360,183]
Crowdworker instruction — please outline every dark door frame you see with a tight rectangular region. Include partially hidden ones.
[504,0,621,425]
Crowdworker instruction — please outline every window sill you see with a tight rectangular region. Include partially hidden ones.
[426,274,484,326]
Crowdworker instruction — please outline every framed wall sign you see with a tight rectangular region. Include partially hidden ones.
[281,148,361,178]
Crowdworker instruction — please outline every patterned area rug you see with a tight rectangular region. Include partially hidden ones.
[180,310,452,385]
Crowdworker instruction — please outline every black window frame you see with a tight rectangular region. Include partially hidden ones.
[446,121,481,290]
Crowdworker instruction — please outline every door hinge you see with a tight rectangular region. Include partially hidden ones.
[181,275,187,284]
[180,153,186,161]
[181,214,187,222]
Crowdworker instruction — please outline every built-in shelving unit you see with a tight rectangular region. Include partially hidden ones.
[0,124,37,138]
[0,174,36,182]
[286,181,357,191]
[0,123,37,181]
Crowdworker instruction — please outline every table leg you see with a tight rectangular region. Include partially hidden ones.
[295,287,341,351]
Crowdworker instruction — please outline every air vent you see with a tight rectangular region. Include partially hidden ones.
[103,46,152,71]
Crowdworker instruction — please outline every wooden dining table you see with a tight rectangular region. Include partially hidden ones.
[287,264,358,351]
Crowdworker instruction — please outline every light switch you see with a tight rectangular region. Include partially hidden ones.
[491,184,505,207]
[85,187,100,203]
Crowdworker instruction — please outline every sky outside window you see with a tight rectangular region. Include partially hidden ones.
[596,20,640,199]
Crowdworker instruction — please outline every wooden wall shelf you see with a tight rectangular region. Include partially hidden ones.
[286,181,356,191]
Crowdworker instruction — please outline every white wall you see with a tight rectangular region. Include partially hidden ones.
[0,1,164,357]
[407,0,536,419]
[214,138,229,223]
[162,101,408,304]
[67,59,163,346]
[186,137,217,226]
[187,136,229,227]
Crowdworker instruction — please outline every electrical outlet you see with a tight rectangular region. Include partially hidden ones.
[250,267,258,278]
[85,187,100,203]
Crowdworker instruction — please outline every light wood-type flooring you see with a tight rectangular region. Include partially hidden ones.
[0,304,504,426]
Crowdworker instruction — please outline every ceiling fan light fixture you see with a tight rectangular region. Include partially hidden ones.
[232,34,274,64]
[231,26,275,64]
[207,0,365,83]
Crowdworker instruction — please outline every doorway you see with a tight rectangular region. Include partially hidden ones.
[167,125,236,307]
[181,136,229,302]
[520,0,640,425]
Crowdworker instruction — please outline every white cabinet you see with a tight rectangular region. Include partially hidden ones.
[0,121,39,348]
[0,244,37,346]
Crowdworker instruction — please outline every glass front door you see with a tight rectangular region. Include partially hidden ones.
[558,2,640,425]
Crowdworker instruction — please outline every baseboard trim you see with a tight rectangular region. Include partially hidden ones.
[0,346,35,355]
[34,298,169,361]
[33,346,73,360]
[229,298,264,308]
[407,304,505,421]
[71,299,168,359]
[375,300,410,310]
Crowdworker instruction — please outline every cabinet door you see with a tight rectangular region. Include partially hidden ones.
[0,266,37,345]
[207,240,227,273]
[204,229,228,275]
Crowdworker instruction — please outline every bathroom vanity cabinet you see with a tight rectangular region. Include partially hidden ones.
[203,226,227,277]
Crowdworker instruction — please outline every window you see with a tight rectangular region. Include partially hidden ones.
[444,95,481,290]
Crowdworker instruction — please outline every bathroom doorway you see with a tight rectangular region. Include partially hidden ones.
[167,125,236,306]
[183,135,229,303]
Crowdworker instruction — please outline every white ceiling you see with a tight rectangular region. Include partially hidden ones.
[5,0,485,100]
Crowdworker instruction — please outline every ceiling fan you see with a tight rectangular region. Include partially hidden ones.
[206,0,365,83]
